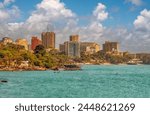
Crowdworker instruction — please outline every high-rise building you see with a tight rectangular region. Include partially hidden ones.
[31,36,42,50]
[41,32,55,49]
[103,41,119,53]
[63,35,80,58]
[70,35,79,42]
[59,35,80,58]
[80,42,100,54]
[16,38,28,50]
[64,41,80,58]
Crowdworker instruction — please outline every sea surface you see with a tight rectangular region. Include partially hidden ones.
[0,65,150,98]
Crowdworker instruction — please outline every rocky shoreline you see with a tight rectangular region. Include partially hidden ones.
[0,63,148,71]
[0,64,82,71]
[0,66,47,71]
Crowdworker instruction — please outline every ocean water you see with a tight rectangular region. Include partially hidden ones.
[0,65,150,98]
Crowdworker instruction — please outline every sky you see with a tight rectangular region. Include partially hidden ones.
[0,0,150,53]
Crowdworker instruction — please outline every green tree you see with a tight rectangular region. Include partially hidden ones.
[34,45,46,56]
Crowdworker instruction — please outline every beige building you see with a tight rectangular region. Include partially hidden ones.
[128,53,150,59]
[136,53,150,59]
[42,32,55,49]
[103,41,119,54]
[80,42,100,54]
[1,37,13,45]
[16,38,28,50]
[128,54,136,59]
[70,35,79,42]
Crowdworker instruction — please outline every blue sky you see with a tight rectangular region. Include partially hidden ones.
[0,0,150,52]
[12,0,150,27]
[61,0,150,25]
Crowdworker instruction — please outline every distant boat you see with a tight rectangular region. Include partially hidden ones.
[51,64,81,71]
[127,61,137,65]
[64,64,81,71]
[127,59,143,65]
[0,80,8,83]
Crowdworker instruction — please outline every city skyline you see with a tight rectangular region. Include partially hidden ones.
[0,0,150,53]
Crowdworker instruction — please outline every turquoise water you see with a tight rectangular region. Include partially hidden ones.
[0,65,150,98]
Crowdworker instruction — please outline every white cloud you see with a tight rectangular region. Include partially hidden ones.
[134,9,150,31]
[0,6,20,23]
[36,0,74,18]
[78,3,108,42]
[0,10,9,20]
[0,0,150,53]
[0,0,20,23]
[2,1,108,47]
[102,27,150,53]
[125,0,143,6]
[0,0,20,38]
[0,0,77,43]
[93,3,108,22]
[27,0,76,24]
[102,9,150,53]
[24,0,77,43]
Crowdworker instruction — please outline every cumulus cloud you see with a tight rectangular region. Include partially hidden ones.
[93,3,108,22]
[134,9,150,31]
[79,3,108,40]
[0,0,150,53]
[28,0,76,24]
[0,0,20,23]
[25,0,78,44]
[0,10,9,20]
[2,1,108,46]
[26,0,76,33]
[131,9,150,52]
[0,0,78,44]
[102,9,150,53]
[0,0,20,38]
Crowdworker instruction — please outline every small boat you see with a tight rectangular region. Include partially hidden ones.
[0,80,8,83]
[127,61,137,65]
[51,65,81,71]
[64,64,81,71]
